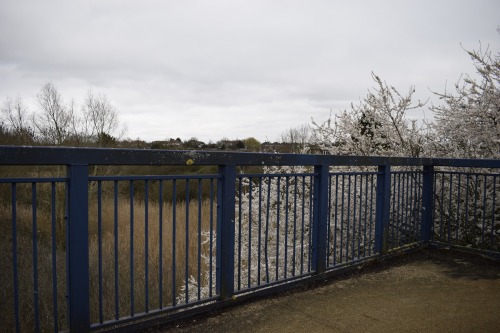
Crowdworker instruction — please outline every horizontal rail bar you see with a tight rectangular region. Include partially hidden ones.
[89,174,220,181]
[390,171,424,175]
[2,146,500,168]
[237,172,316,177]
[434,171,500,176]
[330,171,382,176]
[0,177,68,183]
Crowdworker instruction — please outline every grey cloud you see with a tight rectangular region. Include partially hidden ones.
[1,0,499,142]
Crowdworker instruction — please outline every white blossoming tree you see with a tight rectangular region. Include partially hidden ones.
[178,164,314,303]
[178,38,500,303]
[311,72,427,158]
[430,44,500,159]
[429,41,500,250]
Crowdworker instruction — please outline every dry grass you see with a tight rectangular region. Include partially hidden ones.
[0,186,216,332]
[87,197,216,323]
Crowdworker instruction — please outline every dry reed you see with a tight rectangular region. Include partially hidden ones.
[0,185,216,332]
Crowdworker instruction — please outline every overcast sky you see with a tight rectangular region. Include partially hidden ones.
[0,0,498,143]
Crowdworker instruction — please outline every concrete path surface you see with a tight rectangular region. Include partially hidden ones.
[152,249,500,333]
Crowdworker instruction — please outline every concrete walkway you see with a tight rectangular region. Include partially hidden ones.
[155,249,500,333]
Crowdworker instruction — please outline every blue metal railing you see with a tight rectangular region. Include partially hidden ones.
[86,174,219,324]
[326,171,379,267]
[235,172,315,291]
[432,170,500,252]
[0,146,499,332]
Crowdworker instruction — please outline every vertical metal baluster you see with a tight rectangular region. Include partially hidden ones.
[396,173,403,248]
[339,174,345,263]
[300,176,306,274]
[276,176,281,280]
[12,184,20,333]
[284,176,289,279]
[172,180,177,306]
[482,175,487,245]
[352,174,357,260]
[399,173,405,246]
[402,174,408,244]
[97,181,103,323]
[413,173,419,242]
[440,174,445,241]
[185,179,190,303]
[413,172,419,241]
[114,180,119,320]
[357,174,362,256]
[346,175,351,261]
[473,175,479,243]
[308,175,314,271]
[326,175,332,264]
[406,171,415,240]
[144,180,149,312]
[420,172,425,239]
[410,173,415,242]
[51,182,59,332]
[413,172,419,242]
[404,174,411,244]
[491,175,497,249]
[391,172,404,248]
[369,174,375,255]
[404,173,413,245]
[32,182,40,332]
[257,177,262,285]
[456,174,462,242]
[129,180,135,316]
[417,173,423,241]
[197,179,202,299]
[464,175,470,244]
[209,178,214,297]
[248,178,253,288]
[448,174,453,243]
[363,175,369,257]
[358,175,363,258]
[333,174,339,265]
[292,176,298,276]
[159,180,163,308]
[405,173,410,244]
[265,177,271,283]
[407,173,415,243]
[391,173,397,248]
[237,177,242,290]
[432,172,437,240]
[392,173,398,248]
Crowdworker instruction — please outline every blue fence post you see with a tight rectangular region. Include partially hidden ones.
[216,164,236,299]
[66,164,90,332]
[421,165,434,243]
[375,165,391,254]
[312,164,329,274]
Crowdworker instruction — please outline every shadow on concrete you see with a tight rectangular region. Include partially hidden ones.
[425,249,500,280]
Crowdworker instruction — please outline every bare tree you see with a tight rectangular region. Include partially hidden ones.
[35,82,74,145]
[1,96,34,144]
[280,124,312,153]
[82,89,120,146]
